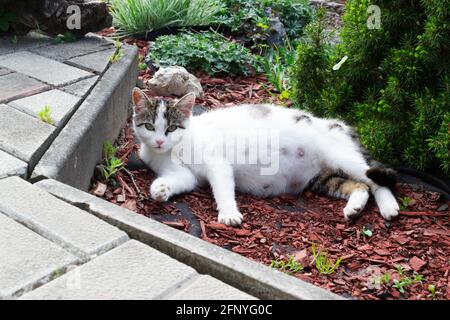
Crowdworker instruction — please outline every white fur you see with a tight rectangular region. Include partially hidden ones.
[134,99,399,226]
[344,189,370,220]
[373,187,400,220]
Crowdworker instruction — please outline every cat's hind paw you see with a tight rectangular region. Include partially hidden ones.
[150,179,171,202]
[343,190,369,220]
[218,210,243,227]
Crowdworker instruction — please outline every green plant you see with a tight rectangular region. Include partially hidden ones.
[395,264,405,276]
[362,226,373,237]
[109,39,123,63]
[392,273,424,294]
[102,157,124,181]
[109,0,223,37]
[311,243,342,275]
[369,272,391,288]
[101,141,124,181]
[256,39,297,98]
[147,31,256,76]
[103,141,117,160]
[427,284,437,299]
[220,0,313,40]
[0,6,16,32]
[270,256,303,274]
[293,1,450,175]
[399,197,413,210]
[53,31,77,44]
[138,62,147,71]
[391,265,424,294]
[38,106,54,125]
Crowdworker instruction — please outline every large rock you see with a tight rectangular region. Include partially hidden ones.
[266,17,287,46]
[2,0,112,37]
[146,66,204,98]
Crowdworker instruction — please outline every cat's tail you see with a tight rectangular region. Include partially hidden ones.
[366,167,397,190]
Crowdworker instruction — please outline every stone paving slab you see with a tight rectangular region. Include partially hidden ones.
[67,48,116,74]
[0,150,27,179]
[0,177,128,260]
[0,73,49,103]
[21,240,198,300]
[8,89,81,126]
[167,275,256,300]
[0,52,92,86]
[61,76,98,97]
[0,104,55,164]
[0,32,52,55]
[30,35,114,61]
[0,213,78,299]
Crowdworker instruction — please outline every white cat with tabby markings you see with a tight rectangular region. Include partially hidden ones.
[132,88,399,226]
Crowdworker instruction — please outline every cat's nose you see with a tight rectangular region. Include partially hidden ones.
[156,139,164,147]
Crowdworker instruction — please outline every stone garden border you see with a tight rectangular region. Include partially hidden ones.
[31,42,139,191]
[35,178,343,300]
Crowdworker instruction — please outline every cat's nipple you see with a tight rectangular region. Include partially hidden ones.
[296,147,305,159]
[281,147,289,156]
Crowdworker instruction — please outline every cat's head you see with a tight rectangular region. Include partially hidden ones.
[131,88,195,154]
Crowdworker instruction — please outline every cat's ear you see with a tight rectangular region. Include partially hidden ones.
[131,88,156,113]
[174,92,195,117]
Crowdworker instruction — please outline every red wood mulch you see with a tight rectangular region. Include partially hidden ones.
[91,35,449,300]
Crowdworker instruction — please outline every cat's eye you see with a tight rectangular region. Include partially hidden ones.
[166,125,178,133]
[144,123,154,131]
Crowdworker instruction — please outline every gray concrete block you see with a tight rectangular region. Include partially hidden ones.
[21,240,197,300]
[32,45,139,190]
[61,76,98,97]
[0,32,52,55]
[0,177,128,260]
[66,48,116,74]
[30,36,113,61]
[0,73,49,103]
[8,89,81,126]
[0,52,92,86]
[35,179,343,300]
[0,213,78,299]
[0,150,27,179]
[0,104,55,165]
[167,275,256,300]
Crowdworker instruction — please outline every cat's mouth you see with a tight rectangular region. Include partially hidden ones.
[152,145,167,153]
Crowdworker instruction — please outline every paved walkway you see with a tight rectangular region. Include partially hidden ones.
[0,33,254,300]
[0,32,112,175]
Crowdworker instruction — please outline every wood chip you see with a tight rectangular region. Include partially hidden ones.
[235,229,251,237]
[409,256,427,271]
[206,223,227,230]
[162,221,185,229]
[92,182,107,197]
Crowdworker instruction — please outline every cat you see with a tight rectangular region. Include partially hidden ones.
[132,88,399,226]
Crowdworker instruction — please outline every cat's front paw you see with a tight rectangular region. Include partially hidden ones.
[379,201,400,221]
[218,209,243,227]
[150,179,171,202]
[375,188,400,221]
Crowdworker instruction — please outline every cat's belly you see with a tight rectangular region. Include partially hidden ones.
[232,147,321,197]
